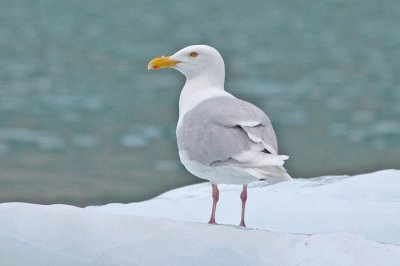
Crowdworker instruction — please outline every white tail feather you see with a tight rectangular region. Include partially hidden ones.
[236,152,291,181]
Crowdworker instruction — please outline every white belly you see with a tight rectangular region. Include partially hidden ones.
[178,150,258,184]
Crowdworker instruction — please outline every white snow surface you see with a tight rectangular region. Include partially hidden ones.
[0,169,399,265]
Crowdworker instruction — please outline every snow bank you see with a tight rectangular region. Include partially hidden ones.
[0,169,399,265]
[93,169,400,245]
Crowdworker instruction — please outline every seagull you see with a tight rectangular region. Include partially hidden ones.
[148,45,291,227]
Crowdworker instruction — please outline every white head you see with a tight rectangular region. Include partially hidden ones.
[148,45,225,88]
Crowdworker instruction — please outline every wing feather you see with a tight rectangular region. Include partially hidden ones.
[211,97,278,154]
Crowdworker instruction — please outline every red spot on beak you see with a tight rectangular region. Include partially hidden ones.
[153,65,160,69]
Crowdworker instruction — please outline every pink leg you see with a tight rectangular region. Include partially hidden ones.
[239,185,248,227]
[208,183,219,224]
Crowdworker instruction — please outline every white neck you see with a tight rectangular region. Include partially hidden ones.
[177,76,233,129]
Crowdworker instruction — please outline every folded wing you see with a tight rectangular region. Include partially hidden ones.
[177,96,290,180]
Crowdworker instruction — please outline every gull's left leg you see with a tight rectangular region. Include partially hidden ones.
[208,183,219,224]
[239,184,248,227]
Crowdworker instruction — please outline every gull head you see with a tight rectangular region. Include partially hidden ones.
[148,45,225,86]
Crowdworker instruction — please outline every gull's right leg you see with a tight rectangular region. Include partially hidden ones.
[239,184,248,227]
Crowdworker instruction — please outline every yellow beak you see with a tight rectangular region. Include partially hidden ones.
[147,56,180,70]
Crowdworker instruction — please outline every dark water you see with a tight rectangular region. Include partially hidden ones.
[0,0,399,205]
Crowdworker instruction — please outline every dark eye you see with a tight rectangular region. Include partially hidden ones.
[190,52,198,57]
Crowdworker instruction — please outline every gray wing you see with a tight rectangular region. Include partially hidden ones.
[177,96,278,166]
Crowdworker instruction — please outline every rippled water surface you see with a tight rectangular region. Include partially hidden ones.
[0,0,399,205]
